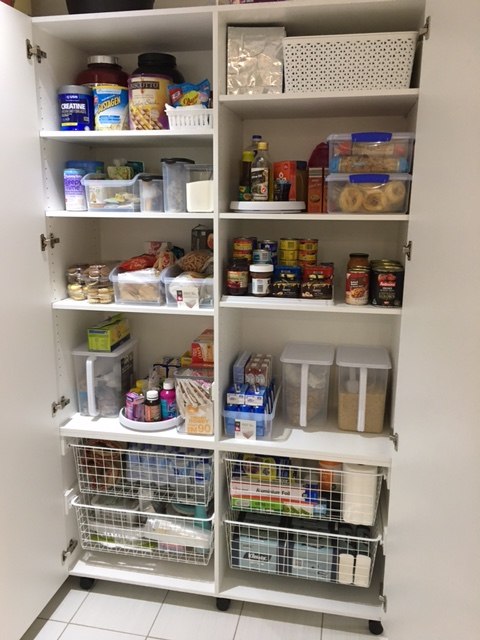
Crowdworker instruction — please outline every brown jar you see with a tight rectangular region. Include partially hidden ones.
[347,253,369,270]
[226,259,249,296]
[76,56,129,87]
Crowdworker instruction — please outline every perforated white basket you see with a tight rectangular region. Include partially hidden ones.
[283,31,418,93]
[166,108,213,132]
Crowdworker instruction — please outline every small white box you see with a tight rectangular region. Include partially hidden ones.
[185,164,213,213]
[336,345,391,433]
[280,342,334,428]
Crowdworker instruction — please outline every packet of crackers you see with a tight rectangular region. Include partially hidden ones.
[168,79,211,108]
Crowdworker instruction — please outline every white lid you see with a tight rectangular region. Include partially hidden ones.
[342,462,378,474]
[73,337,136,358]
[146,389,159,401]
[336,345,391,369]
[280,342,335,366]
[163,379,174,390]
[249,264,274,273]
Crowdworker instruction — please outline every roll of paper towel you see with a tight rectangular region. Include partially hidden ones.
[342,463,378,526]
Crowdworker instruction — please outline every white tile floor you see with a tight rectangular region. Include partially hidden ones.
[20,577,386,640]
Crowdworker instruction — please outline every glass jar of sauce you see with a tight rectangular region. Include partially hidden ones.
[347,253,369,270]
[226,259,249,296]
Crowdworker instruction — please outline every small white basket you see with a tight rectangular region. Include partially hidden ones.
[166,108,213,132]
[283,31,418,93]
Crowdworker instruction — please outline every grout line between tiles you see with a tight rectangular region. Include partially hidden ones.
[60,622,147,638]
[145,587,168,639]
[232,600,245,640]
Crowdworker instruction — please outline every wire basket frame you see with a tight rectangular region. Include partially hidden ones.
[225,510,381,588]
[225,455,384,525]
[283,31,418,92]
[70,440,214,506]
[73,495,214,566]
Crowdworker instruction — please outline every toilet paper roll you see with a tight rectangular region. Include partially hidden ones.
[342,463,378,526]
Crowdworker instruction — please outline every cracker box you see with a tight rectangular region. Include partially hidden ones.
[87,314,130,352]
[191,329,214,367]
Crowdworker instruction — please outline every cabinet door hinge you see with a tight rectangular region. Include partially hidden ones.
[380,593,387,612]
[389,432,399,451]
[26,39,47,63]
[403,240,412,261]
[62,539,78,563]
[418,16,431,41]
[41,233,60,252]
[52,395,70,417]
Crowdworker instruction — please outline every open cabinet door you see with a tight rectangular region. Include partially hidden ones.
[385,0,480,637]
[0,5,68,638]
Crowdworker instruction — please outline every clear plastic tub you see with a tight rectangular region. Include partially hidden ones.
[223,388,279,440]
[185,164,214,212]
[109,267,164,305]
[164,274,214,309]
[280,342,335,428]
[138,174,163,212]
[81,173,140,211]
[327,132,415,173]
[336,345,391,433]
[162,158,194,213]
[326,173,411,214]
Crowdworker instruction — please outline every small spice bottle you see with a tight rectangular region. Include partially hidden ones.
[250,264,274,297]
[226,259,249,296]
[144,389,161,422]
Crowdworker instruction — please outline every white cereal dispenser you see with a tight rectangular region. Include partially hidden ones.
[72,338,136,417]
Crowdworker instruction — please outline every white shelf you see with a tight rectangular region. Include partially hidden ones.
[219,420,392,468]
[47,210,214,220]
[220,89,419,119]
[69,552,215,596]
[220,296,402,315]
[39,130,213,148]
[32,7,213,53]
[52,298,214,316]
[220,212,408,222]
[60,413,214,448]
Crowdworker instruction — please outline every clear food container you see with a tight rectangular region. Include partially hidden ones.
[81,173,140,211]
[185,164,214,212]
[326,173,411,214]
[336,345,391,433]
[138,174,163,212]
[280,342,335,428]
[327,132,415,173]
[164,274,214,309]
[109,267,164,305]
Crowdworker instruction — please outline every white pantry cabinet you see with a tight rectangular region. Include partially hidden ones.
[1,1,479,639]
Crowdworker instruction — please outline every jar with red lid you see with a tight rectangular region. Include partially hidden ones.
[76,55,129,87]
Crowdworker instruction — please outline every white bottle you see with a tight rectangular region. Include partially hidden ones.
[251,141,272,201]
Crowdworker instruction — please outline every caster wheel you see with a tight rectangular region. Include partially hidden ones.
[368,620,384,635]
[216,598,231,612]
[79,577,96,591]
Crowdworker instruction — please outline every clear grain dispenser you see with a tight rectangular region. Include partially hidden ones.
[336,345,391,433]
[72,338,136,417]
[280,342,334,428]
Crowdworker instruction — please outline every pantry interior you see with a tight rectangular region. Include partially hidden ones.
[1,1,480,639]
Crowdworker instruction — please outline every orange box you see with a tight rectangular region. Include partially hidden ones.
[274,161,297,200]
[307,168,322,213]
[191,329,214,367]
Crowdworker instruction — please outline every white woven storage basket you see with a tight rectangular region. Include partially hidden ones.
[166,108,213,131]
[283,31,418,92]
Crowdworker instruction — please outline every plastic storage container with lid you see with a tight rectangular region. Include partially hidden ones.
[280,342,335,428]
[327,132,415,173]
[185,164,214,212]
[129,52,184,130]
[326,173,412,214]
[72,338,136,418]
[138,174,163,212]
[75,55,129,87]
[336,345,391,433]
[162,158,195,213]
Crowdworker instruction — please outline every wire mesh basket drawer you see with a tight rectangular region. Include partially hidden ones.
[283,31,418,92]
[70,440,214,505]
[166,107,213,131]
[225,511,380,587]
[73,495,214,565]
[225,454,383,525]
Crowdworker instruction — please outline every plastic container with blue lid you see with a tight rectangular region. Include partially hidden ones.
[326,173,412,214]
[327,132,415,173]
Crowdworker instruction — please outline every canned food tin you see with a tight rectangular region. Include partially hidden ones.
[279,238,299,251]
[258,239,278,252]
[345,267,369,305]
[233,237,254,252]
[252,249,271,264]
[278,259,298,267]
[233,249,253,263]
[370,261,404,307]
[299,239,318,252]
[279,249,298,261]
[298,251,317,262]
[58,84,94,131]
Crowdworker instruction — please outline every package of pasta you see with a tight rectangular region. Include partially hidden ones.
[168,79,211,107]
